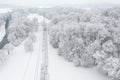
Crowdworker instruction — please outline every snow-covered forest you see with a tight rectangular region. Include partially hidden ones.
[0,6,120,80]
[0,8,39,63]
[43,7,120,80]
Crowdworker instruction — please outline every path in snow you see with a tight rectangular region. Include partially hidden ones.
[22,31,43,80]
[0,40,31,80]
[0,14,109,80]
[0,14,44,80]
[0,30,43,80]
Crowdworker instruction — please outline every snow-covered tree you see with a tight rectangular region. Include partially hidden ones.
[100,56,120,79]
[46,7,120,80]
[24,32,36,52]
[102,40,117,56]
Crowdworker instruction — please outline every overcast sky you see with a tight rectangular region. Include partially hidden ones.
[0,0,120,7]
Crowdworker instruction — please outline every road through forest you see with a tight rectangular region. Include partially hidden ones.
[0,14,108,80]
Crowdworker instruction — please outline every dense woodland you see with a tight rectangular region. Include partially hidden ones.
[44,7,120,80]
[0,9,39,63]
[0,7,120,80]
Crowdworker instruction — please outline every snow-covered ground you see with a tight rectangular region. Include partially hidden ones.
[22,31,43,80]
[0,30,43,80]
[0,23,6,43]
[0,14,43,80]
[48,40,109,80]
[0,13,109,80]
[0,40,31,80]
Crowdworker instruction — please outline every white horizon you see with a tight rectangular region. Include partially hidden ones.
[0,0,120,8]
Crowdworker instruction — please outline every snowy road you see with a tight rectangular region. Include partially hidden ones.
[0,29,43,80]
[0,42,31,80]
[0,14,109,80]
[0,14,44,80]
[22,31,43,80]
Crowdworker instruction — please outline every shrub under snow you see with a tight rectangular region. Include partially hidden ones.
[24,32,37,52]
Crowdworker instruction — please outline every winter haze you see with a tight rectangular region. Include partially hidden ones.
[0,0,120,80]
[0,0,120,7]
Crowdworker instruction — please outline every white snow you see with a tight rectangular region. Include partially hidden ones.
[48,39,109,80]
[0,8,12,13]
[28,13,44,22]
[22,31,43,80]
[0,14,43,80]
[0,14,109,80]
[0,30,43,80]
[0,23,6,43]
[28,13,50,23]
[0,41,31,80]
